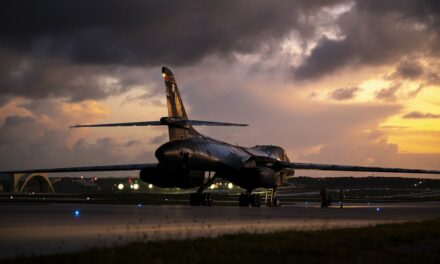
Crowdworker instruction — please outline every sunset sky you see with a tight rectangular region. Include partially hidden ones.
[0,0,439,177]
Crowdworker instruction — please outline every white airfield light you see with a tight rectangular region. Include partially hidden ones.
[117,183,124,190]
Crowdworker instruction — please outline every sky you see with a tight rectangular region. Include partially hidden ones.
[0,0,439,177]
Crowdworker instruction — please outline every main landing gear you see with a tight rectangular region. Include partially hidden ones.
[238,191,261,207]
[190,178,214,206]
[238,188,281,207]
[189,192,213,206]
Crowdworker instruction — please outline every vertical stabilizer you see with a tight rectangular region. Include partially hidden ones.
[162,67,199,141]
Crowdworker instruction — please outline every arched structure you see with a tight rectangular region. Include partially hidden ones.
[10,173,55,194]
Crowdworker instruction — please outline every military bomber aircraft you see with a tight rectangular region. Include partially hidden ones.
[3,67,440,206]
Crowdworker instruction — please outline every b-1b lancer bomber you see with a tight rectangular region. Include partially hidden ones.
[3,67,440,206]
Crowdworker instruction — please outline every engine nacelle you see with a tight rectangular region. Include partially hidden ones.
[221,167,281,189]
[139,166,207,189]
[255,167,280,188]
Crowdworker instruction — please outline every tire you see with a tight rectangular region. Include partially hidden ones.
[273,196,281,207]
[207,193,213,206]
[202,193,213,206]
[255,194,261,207]
[190,193,200,206]
[201,193,208,206]
[239,193,248,207]
[250,194,259,207]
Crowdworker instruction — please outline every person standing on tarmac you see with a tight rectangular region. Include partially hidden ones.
[320,187,328,208]
[339,189,344,208]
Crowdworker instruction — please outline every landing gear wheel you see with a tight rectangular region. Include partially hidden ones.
[190,193,213,206]
[239,193,261,207]
[250,194,261,207]
[208,193,213,206]
[273,196,280,207]
[202,193,213,206]
[239,193,248,207]
[190,193,200,206]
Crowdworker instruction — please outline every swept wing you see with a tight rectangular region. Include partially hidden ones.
[277,162,440,175]
[0,163,157,174]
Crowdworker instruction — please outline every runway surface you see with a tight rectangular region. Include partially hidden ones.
[1,201,440,259]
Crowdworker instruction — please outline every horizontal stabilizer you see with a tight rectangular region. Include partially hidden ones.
[71,121,162,128]
[185,120,248,127]
[71,117,248,128]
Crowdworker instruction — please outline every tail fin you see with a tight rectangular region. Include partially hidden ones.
[162,67,188,120]
[162,67,198,141]
[70,67,248,142]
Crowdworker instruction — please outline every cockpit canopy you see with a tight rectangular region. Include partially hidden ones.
[251,145,290,162]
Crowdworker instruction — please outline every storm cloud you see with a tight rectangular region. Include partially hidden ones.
[395,62,424,80]
[375,83,401,102]
[0,1,439,174]
[0,0,347,104]
[2,0,439,102]
[0,110,154,170]
[328,86,360,100]
[0,0,342,66]
[295,0,440,80]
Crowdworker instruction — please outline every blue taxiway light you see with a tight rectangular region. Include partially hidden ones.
[376,207,381,212]
[73,210,80,218]
[137,203,142,208]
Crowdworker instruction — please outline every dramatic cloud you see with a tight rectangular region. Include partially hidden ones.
[386,60,440,89]
[0,0,348,105]
[395,61,424,80]
[403,111,440,119]
[0,0,439,176]
[0,115,117,169]
[299,131,440,174]
[0,0,343,66]
[328,86,360,100]
[0,51,159,105]
[295,0,440,80]
[375,83,400,102]
[0,110,154,170]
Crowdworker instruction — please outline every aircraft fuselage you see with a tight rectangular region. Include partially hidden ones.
[154,135,292,189]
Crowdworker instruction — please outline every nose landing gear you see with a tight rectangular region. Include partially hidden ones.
[265,188,280,207]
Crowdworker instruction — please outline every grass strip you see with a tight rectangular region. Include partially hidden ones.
[3,218,440,264]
